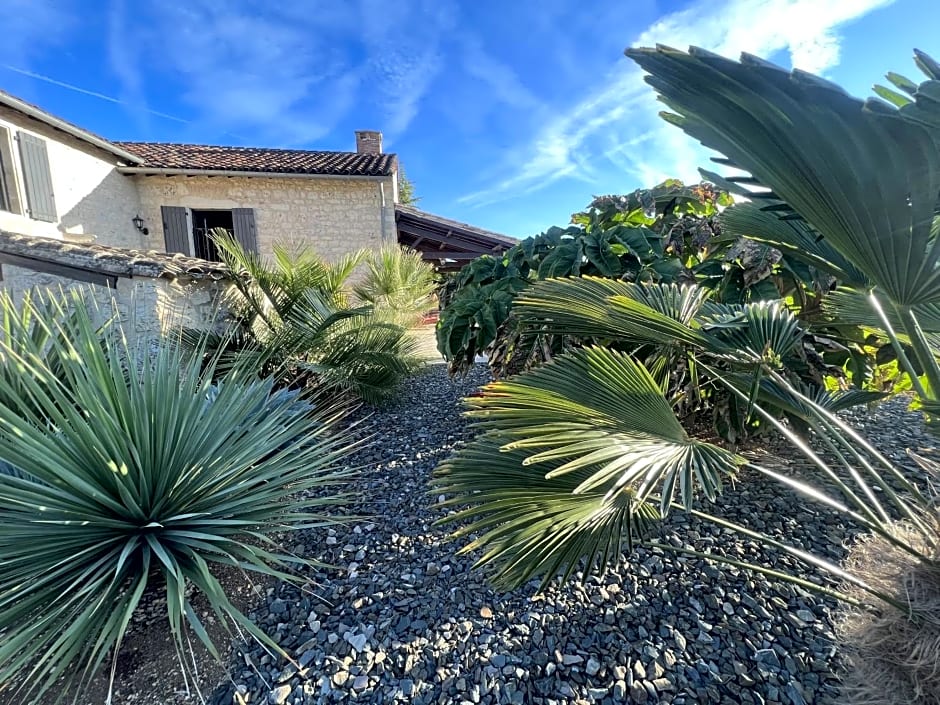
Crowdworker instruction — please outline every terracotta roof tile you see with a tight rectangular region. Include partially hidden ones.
[113,142,396,177]
[0,231,232,281]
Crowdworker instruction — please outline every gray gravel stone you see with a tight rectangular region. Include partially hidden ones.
[207,368,937,705]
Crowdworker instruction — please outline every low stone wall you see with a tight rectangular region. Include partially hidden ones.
[0,232,234,347]
[1,263,233,344]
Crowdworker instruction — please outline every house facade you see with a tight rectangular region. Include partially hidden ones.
[0,88,513,340]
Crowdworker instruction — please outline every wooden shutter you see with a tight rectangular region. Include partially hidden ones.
[232,208,258,253]
[17,132,56,222]
[161,206,192,255]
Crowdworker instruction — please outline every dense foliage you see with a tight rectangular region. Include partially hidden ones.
[353,244,438,328]
[435,46,940,705]
[437,180,835,380]
[0,290,352,703]
[191,234,422,404]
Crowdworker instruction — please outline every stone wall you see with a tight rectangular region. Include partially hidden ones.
[1,265,231,344]
[0,105,144,248]
[134,174,397,262]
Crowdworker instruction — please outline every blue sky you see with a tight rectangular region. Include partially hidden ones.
[2,0,938,239]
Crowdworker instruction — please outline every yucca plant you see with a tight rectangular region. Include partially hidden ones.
[0,289,354,704]
[193,233,421,403]
[353,245,438,328]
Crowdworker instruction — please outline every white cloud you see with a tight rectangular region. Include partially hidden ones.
[119,0,454,145]
[459,0,894,207]
[460,35,542,111]
[358,0,457,139]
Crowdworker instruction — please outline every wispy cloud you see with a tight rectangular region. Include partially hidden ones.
[358,0,457,139]
[0,0,75,66]
[459,35,542,111]
[105,0,457,146]
[2,65,189,124]
[107,0,154,132]
[459,0,894,207]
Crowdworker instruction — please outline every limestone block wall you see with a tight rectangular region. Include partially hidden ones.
[0,105,144,249]
[0,265,231,344]
[134,174,396,262]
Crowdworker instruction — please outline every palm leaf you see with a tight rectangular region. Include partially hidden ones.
[824,287,940,334]
[433,346,742,588]
[626,45,940,306]
[719,202,869,287]
[513,277,711,347]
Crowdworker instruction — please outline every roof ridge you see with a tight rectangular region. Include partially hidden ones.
[112,140,396,158]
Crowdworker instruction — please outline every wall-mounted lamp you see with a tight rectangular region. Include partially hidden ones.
[132,214,149,236]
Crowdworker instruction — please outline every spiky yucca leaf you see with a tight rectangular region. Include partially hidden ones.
[0,290,353,703]
[433,346,742,588]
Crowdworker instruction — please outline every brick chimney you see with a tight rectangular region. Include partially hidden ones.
[355,130,383,154]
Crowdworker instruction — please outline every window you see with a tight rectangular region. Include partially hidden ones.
[161,206,257,260]
[190,209,233,262]
[0,126,22,215]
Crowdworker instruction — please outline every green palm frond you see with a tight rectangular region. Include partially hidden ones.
[719,202,869,287]
[434,437,660,590]
[196,234,418,402]
[824,287,940,334]
[626,46,940,307]
[353,245,437,327]
[433,346,742,588]
[704,300,804,363]
[722,373,887,424]
[513,277,711,347]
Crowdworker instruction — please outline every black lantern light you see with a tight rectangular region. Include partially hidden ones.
[132,214,148,235]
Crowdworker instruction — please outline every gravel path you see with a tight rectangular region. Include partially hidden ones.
[207,367,934,705]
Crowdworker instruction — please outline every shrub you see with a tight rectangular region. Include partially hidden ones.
[193,234,421,403]
[433,45,940,705]
[0,290,354,703]
[436,180,835,378]
[353,245,438,328]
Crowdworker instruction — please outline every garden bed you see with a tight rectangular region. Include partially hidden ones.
[67,365,933,705]
[142,366,926,705]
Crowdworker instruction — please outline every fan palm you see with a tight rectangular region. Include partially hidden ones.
[434,47,940,705]
[434,276,895,586]
[192,233,421,403]
[0,289,354,704]
[625,45,940,413]
[353,245,438,327]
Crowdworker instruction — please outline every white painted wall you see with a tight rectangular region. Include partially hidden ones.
[0,105,144,248]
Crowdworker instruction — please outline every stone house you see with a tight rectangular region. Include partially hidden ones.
[0,88,513,337]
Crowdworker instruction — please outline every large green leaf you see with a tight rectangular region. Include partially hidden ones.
[433,346,742,588]
[626,45,940,306]
[824,287,940,334]
[719,202,868,287]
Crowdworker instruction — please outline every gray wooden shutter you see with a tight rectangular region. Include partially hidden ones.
[232,208,258,253]
[17,132,56,222]
[161,206,192,255]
